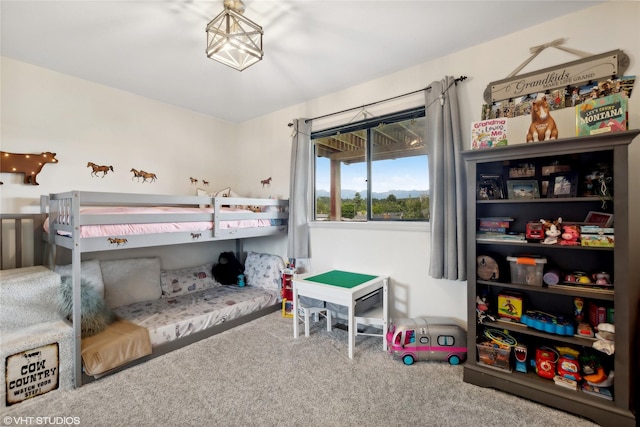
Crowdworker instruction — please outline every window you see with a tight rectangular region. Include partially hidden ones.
[313,108,429,222]
[437,335,455,346]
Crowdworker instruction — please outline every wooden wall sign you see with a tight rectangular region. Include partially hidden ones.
[5,343,59,406]
[0,152,58,185]
[484,49,629,104]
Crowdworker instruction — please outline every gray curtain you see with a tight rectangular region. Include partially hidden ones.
[425,77,467,280]
[287,118,312,259]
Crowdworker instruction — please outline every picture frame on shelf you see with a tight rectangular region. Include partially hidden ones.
[541,163,571,177]
[477,174,504,200]
[584,211,614,227]
[540,180,549,197]
[506,180,540,200]
[547,171,579,198]
[508,162,536,178]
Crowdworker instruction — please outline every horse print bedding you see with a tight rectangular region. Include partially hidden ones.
[111,285,278,347]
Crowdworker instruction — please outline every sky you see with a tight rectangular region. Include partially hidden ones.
[316,156,429,193]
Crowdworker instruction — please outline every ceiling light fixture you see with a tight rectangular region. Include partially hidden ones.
[206,0,263,71]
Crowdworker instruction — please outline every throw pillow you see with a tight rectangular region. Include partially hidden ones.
[58,276,114,337]
[160,263,217,297]
[101,257,162,309]
[244,251,284,291]
[55,259,105,298]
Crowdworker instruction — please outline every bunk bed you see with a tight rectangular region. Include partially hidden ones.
[40,190,289,387]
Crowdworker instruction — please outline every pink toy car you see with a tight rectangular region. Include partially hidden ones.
[386,317,467,365]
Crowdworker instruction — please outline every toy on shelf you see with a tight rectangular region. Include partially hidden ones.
[533,346,558,379]
[476,292,496,324]
[526,221,545,241]
[514,344,528,373]
[477,328,517,372]
[560,224,580,246]
[520,310,575,336]
[540,217,562,245]
[556,346,582,381]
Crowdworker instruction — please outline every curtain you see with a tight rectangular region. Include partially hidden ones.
[425,77,467,280]
[287,118,312,259]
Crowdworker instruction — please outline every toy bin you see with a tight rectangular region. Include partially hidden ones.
[476,339,511,371]
[507,256,547,286]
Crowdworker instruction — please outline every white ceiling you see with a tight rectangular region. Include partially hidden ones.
[1,1,601,123]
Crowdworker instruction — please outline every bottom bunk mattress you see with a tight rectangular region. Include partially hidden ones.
[112,285,278,347]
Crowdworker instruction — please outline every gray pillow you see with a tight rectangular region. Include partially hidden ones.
[100,257,162,309]
[58,276,114,337]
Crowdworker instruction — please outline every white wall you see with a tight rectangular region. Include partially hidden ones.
[0,57,238,213]
[2,2,639,320]
[238,1,640,321]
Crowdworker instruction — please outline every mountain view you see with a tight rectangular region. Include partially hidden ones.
[316,189,429,199]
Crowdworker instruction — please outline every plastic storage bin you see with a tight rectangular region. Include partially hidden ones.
[477,340,511,371]
[507,256,547,286]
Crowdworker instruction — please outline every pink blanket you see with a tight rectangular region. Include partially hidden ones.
[44,206,272,238]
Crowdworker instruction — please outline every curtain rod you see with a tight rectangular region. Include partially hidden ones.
[287,75,467,127]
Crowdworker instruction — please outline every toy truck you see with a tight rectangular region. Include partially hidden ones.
[386,317,467,365]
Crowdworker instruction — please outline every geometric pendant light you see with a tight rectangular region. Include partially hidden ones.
[206,0,263,71]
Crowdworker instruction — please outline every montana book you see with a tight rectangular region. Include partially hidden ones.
[576,93,628,136]
[471,119,508,150]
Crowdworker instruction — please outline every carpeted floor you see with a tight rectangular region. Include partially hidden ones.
[5,311,599,426]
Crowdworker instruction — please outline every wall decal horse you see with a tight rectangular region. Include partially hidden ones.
[261,177,272,187]
[139,171,157,183]
[87,162,113,177]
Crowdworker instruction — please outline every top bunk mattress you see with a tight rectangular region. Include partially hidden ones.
[44,206,276,238]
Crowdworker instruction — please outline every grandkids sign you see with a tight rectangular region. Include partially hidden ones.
[5,343,59,406]
[484,50,629,104]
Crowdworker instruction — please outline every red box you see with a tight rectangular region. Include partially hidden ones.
[589,301,607,327]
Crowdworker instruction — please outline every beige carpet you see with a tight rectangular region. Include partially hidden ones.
[5,311,598,426]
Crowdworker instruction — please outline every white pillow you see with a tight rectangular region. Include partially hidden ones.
[196,188,213,208]
[160,263,217,298]
[215,187,231,198]
[214,187,246,208]
[55,259,105,298]
[244,251,285,291]
[101,257,162,309]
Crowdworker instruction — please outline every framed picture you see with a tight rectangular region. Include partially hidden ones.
[508,162,536,178]
[507,180,540,199]
[584,211,614,227]
[540,180,549,197]
[541,163,571,176]
[477,174,504,200]
[547,171,579,198]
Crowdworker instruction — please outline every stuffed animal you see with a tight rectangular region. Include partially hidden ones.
[526,97,558,142]
[541,218,562,245]
[560,224,580,246]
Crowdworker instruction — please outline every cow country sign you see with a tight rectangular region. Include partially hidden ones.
[5,343,59,406]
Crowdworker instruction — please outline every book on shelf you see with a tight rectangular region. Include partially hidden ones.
[479,220,512,228]
[476,233,527,242]
[478,226,508,234]
[471,119,508,150]
[576,93,628,136]
[581,383,613,400]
